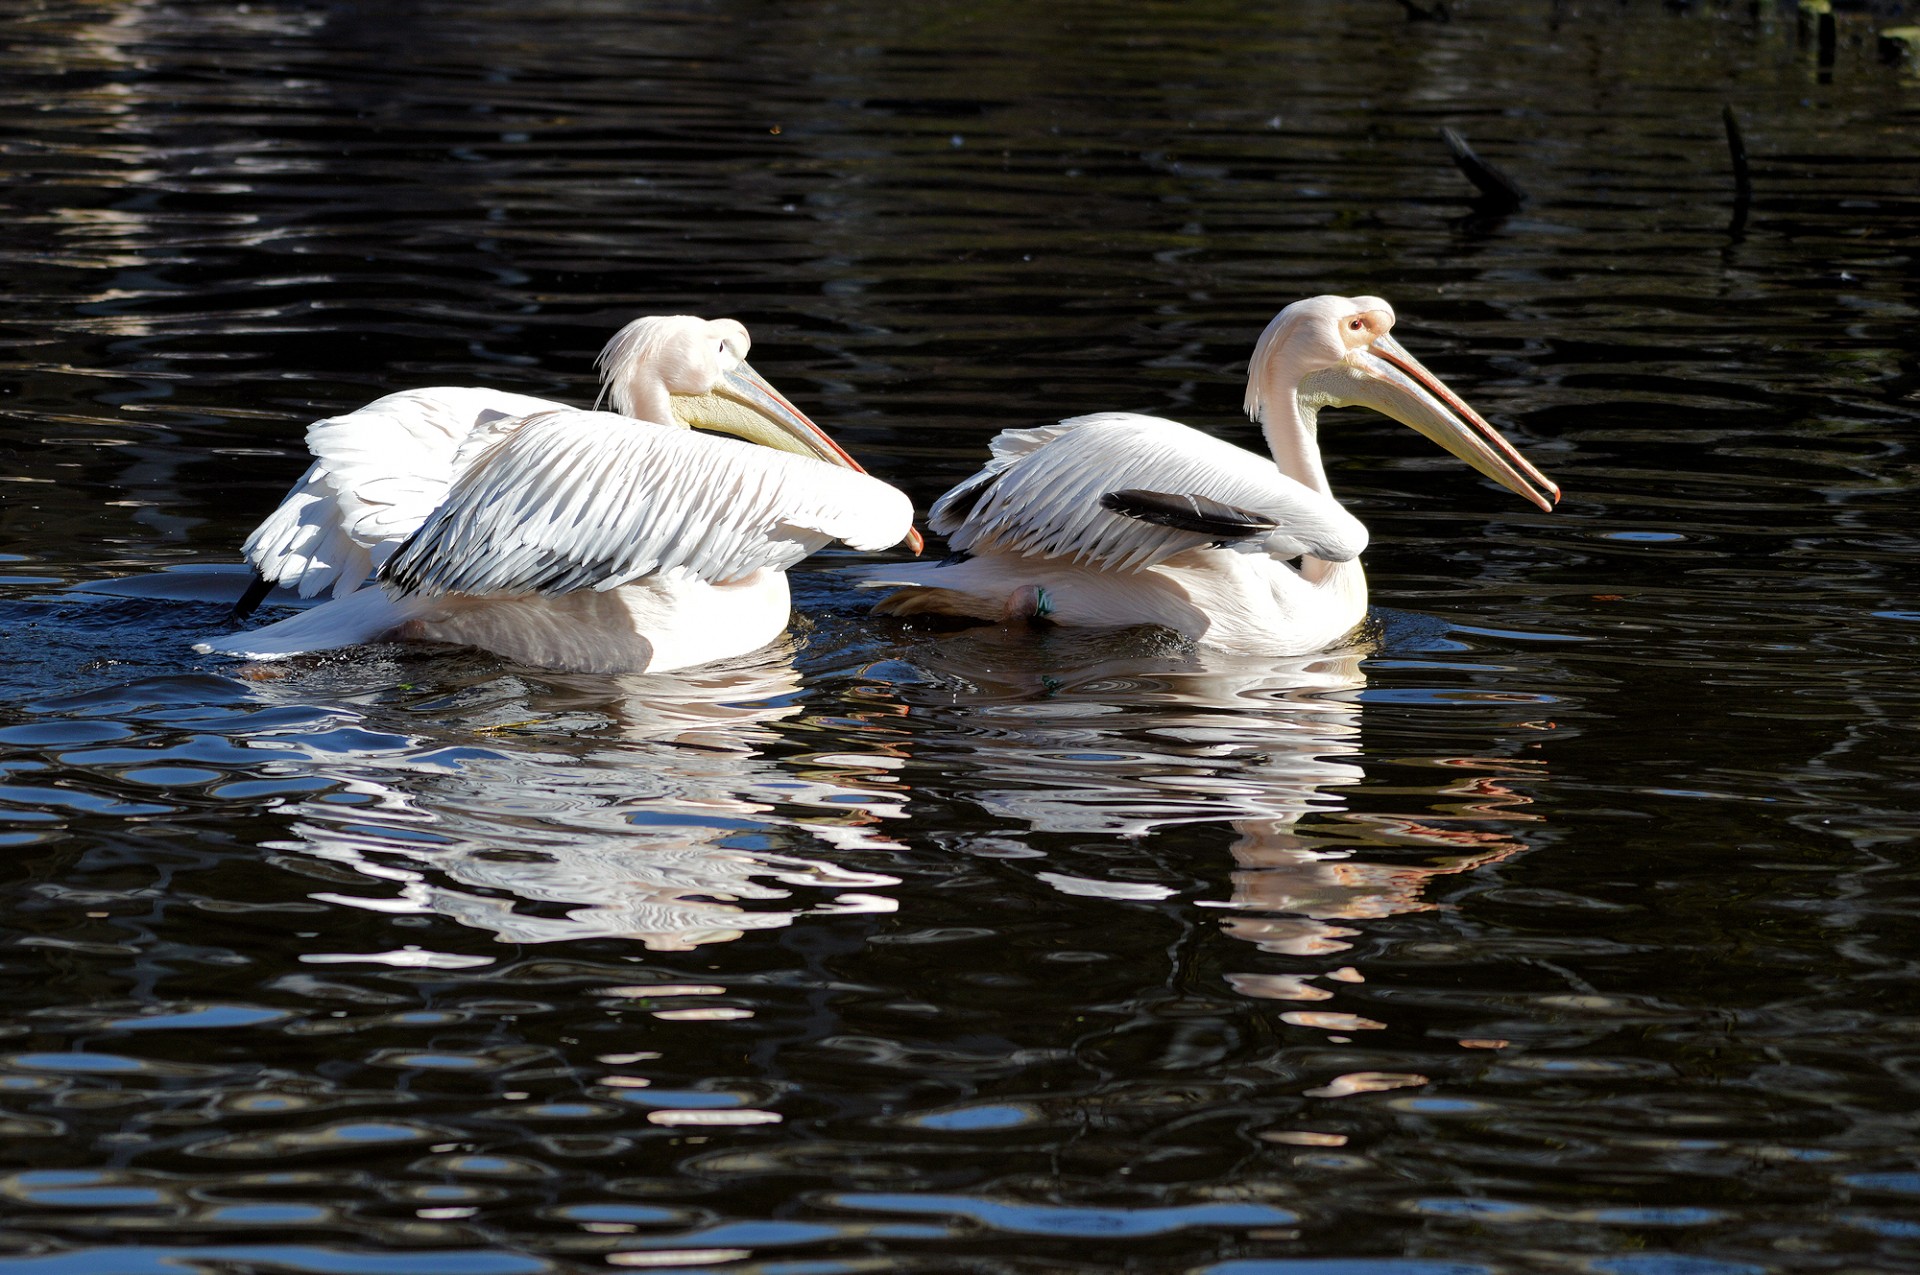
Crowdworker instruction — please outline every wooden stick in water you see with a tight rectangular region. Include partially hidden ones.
[1440,127,1526,211]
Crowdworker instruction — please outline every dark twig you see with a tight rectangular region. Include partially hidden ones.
[1722,104,1751,239]
[1440,127,1527,211]
[1721,104,1751,207]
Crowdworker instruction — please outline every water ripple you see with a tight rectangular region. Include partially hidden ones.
[4,0,1920,1270]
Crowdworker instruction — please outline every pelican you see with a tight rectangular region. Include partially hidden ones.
[858,295,1556,653]
[200,316,919,675]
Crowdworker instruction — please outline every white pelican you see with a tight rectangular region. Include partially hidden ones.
[859,295,1556,653]
[200,316,919,675]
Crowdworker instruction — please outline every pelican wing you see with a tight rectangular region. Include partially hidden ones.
[380,408,914,598]
[930,412,1368,572]
[242,386,560,597]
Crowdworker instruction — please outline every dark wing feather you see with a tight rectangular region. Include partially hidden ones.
[1099,489,1279,540]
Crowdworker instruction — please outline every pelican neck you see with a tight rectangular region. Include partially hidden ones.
[1260,390,1333,498]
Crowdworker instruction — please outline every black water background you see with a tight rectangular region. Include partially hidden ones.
[4,1,1920,1271]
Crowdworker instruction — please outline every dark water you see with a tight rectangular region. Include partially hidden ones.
[5,1,1920,1270]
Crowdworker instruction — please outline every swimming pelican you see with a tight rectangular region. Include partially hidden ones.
[200,316,919,675]
[858,295,1556,653]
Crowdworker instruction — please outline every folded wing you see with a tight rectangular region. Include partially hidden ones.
[380,408,914,598]
[930,412,1368,571]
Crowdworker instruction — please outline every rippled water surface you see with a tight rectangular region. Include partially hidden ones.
[5,1,1920,1270]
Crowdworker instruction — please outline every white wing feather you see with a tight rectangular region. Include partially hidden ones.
[380,409,914,598]
[242,386,562,597]
[930,412,1368,571]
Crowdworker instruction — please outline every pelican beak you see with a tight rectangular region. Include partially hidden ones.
[1322,335,1559,512]
[674,363,925,554]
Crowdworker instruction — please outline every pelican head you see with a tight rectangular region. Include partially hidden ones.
[595,314,923,553]
[594,315,860,466]
[1244,295,1558,512]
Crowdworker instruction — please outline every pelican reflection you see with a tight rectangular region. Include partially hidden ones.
[897,628,1542,1005]
[258,651,910,950]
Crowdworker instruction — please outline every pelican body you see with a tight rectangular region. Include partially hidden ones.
[860,295,1557,652]
[202,317,917,675]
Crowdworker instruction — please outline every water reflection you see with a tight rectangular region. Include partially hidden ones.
[14,0,1920,1265]
[1217,774,1535,967]
[252,652,908,950]
[897,626,1540,998]
[932,637,1371,840]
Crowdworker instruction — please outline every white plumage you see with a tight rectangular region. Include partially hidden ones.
[929,412,1369,572]
[202,316,917,674]
[239,386,559,601]
[382,410,910,596]
[860,295,1557,653]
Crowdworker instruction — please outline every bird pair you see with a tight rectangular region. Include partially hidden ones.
[201,297,1558,676]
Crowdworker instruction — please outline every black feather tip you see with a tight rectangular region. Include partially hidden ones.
[1100,489,1277,540]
